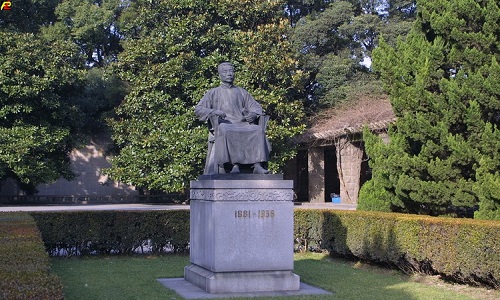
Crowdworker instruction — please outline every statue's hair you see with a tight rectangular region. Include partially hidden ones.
[218,62,234,73]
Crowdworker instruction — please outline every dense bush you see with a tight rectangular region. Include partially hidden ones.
[0,213,64,300]
[294,209,499,288]
[31,210,190,256]
[29,209,499,288]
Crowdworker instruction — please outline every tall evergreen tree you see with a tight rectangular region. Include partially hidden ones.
[106,0,307,193]
[360,0,500,219]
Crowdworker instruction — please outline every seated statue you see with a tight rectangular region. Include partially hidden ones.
[195,62,270,175]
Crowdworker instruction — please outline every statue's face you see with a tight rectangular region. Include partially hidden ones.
[218,64,234,84]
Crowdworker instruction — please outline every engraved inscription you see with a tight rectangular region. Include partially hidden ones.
[235,210,252,218]
[234,209,275,219]
[258,209,275,218]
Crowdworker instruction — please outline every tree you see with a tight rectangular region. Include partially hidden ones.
[285,0,332,25]
[0,31,85,193]
[42,0,125,67]
[0,0,60,33]
[106,0,308,193]
[292,0,416,109]
[360,0,500,219]
[39,0,130,137]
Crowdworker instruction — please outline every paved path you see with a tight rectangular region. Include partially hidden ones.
[0,202,356,212]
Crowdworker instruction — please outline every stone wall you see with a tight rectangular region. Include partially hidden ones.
[0,136,138,198]
[335,137,363,204]
[37,138,138,197]
[307,147,325,203]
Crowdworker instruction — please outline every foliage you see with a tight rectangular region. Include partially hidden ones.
[0,213,64,300]
[0,31,85,193]
[0,1,131,194]
[284,0,332,26]
[72,68,129,134]
[41,0,130,134]
[106,0,307,192]
[30,209,500,288]
[42,0,125,67]
[294,209,500,288]
[292,0,416,109]
[363,0,500,218]
[31,210,190,255]
[0,0,60,33]
[357,178,392,212]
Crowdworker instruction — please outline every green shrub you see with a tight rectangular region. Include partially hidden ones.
[357,180,392,212]
[0,213,64,300]
[29,209,499,288]
[31,210,190,256]
[294,209,499,288]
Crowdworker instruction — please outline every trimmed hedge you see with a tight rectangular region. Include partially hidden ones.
[31,210,190,256]
[0,213,64,300]
[294,209,500,288]
[29,209,499,288]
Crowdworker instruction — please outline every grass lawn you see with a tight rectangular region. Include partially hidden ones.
[50,253,497,300]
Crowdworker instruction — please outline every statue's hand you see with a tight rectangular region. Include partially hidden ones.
[212,110,226,119]
[245,112,257,123]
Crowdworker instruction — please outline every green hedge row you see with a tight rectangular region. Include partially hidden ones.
[0,213,63,300]
[29,209,499,288]
[31,210,189,256]
[294,209,499,288]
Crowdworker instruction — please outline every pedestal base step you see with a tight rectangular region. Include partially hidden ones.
[184,264,301,294]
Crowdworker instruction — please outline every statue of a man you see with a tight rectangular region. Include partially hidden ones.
[195,62,270,175]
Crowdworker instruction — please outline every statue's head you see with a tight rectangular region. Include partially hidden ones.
[218,62,234,84]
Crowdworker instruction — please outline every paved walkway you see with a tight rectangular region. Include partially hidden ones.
[0,202,356,212]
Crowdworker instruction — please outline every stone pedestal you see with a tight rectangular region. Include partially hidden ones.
[185,174,300,294]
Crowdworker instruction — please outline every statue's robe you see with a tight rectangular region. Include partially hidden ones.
[195,83,270,174]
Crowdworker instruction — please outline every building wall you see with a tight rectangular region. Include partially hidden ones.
[286,132,385,205]
[1,136,138,198]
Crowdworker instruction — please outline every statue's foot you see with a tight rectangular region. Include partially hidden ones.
[230,164,240,174]
[253,163,270,174]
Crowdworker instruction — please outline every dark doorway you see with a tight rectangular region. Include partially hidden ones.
[360,145,372,187]
[295,149,309,202]
[324,147,340,202]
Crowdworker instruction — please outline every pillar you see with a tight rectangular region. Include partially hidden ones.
[308,147,325,203]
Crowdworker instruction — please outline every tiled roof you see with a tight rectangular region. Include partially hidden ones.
[295,96,396,144]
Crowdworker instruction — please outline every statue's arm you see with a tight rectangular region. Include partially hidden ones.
[195,92,216,122]
[240,88,264,122]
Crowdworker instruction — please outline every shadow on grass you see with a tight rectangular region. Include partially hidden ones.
[294,255,416,300]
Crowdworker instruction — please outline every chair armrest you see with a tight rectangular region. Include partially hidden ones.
[208,115,220,133]
[257,115,270,131]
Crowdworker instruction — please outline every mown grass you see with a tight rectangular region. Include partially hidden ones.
[51,253,496,300]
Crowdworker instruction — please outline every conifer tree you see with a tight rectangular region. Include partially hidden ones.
[360,0,500,219]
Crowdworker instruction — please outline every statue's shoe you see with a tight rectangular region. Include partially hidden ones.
[230,165,240,174]
[253,164,270,174]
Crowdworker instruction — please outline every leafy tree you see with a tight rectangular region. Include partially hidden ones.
[106,0,307,193]
[285,0,332,25]
[0,31,85,193]
[360,0,500,219]
[292,0,416,109]
[41,0,129,134]
[0,0,60,33]
[73,69,129,134]
[42,0,125,67]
